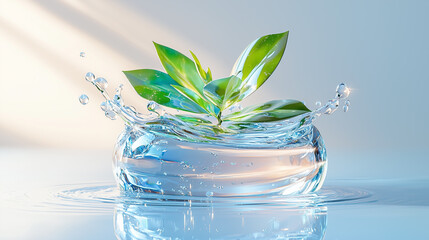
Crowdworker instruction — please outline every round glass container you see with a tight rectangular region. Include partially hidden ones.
[113,124,327,197]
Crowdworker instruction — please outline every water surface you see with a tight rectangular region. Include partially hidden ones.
[1,148,428,239]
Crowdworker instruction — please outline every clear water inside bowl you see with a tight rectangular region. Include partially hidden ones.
[113,124,327,197]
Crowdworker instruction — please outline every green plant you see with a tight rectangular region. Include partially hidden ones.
[123,31,310,125]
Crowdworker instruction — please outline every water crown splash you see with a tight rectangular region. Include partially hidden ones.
[79,72,351,147]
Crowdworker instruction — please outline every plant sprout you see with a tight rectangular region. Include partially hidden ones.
[123,31,310,125]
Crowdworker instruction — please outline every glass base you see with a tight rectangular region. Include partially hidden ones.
[113,125,327,197]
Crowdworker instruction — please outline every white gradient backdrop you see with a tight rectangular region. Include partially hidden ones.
[1,1,429,178]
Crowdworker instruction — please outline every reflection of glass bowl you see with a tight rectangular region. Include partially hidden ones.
[113,123,327,197]
[114,202,327,239]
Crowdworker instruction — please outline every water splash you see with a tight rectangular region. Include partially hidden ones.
[79,73,351,147]
[94,77,108,91]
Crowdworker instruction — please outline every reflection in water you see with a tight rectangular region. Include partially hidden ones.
[4,182,375,239]
[6,179,429,239]
[114,201,327,239]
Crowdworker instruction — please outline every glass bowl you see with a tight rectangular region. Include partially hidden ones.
[113,123,327,197]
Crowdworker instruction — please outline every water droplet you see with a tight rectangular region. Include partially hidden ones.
[147,101,164,116]
[85,72,95,82]
[206,191,213,197]
[100,101,108,111]
[343,105,349,112]
[113,94,123,106]
[104,110,117,120]
[315,101,322,107]
[157,140,168,145]
[336,83,350,99]
[94,77,108,91]
[80,52,85,57]
[116,84,124,93]
[226,104,243,114]
[113,84,124,104]
[324,99,339,115]
[79,94,89,105]
[147,101,157,111]
[345,100,351,106]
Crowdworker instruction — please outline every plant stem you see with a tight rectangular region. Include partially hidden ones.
[216,111,223,126]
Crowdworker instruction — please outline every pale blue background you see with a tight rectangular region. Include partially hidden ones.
[2,0,427,178]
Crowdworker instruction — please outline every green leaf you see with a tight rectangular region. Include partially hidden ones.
[190,51,211,83]
[203,78,229,107]
[231,31,289,100]
[175,114,212,124]
[123,69,206,114]
[206,67,212,82]
[153,42,205,96]
[223,99,310,123]
[203,75,242,111]
[171,84,219,116]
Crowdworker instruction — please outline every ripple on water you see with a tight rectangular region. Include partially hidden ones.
[3,182,374,214]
